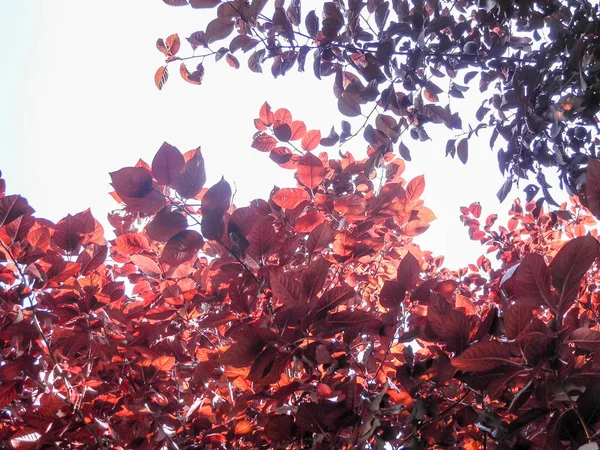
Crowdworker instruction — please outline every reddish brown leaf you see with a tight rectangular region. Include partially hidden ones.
[306,222,334,257]
[201,177,231,241]
[549,235,599,313]
[247,217,277,259]
[568,328,600,353]
[229,34,259,53]
[77,244,108,276]
[397,252,420,290]
[270,271,304,305]
[220,328,278,367]
[585,157,600,218]
[172,147,206,199]
[205,17,235,44]
[294,211,326,232]
[0,195,30,227]
[225,53,240,69]
[145,208,188,242]
[334,195,366,215]
[452,341,511,372]
[152,142,184,186]
[165,33,180,55]
[110,167,154,199]
[427,294,469,353]
[297,152,325,189]
[457,138,468,164]
[273,124,292,142]
[161,230,204,265]
[379,280,406,308]
[312,284,355,319]
[271,188,310,209]
[154,65,168,90]
[515,253,554,311]
[301,130,321,151]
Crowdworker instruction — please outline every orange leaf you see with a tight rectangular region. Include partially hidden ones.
[154,66,168,90]
[152,356,176,373]
[289,120,307,140]
[406,175,425,200]
[272,188,310,209]
[297,152,325,189]
[226,53,240,69]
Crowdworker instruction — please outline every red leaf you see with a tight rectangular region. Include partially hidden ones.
[0,195,30,227]
[10,428,42,450]
[301,258,331,299]
[52,214,87,253]
[259,102,274,126]
[247,218,277,259]
[113,234,150,256]
[201,177,231,241]
[427,294,469,353]
[166,33,180,55]
[172,147,206,199]
[220,328,278,367]
[152,142,184,186]
[272,188,310,209]
[397,252,420,290]
[145,208,188,242]
[130,254,162,277]
[306,222,334,257]
[270,271,304,305]
[312,284,355,319]
[301,130,321,151]
[161,230,204,265]
[568,328,600,353]
[77,244,108,275]
[252,133,278,152]
[452,341,511,372]
[205,17,235,44]
[294,211,326,232]
[274,108,292,126]
[380,280,406,308]
[154,65,168,90]
[406,175,425,200]
[549,235,599,313]
[403,220,430,236]
[297,152,325,189]
[225,53,240,69]
[334,195,366,215]
[289,121,307,140]
[151,356,175,373]
[515,253,554,311]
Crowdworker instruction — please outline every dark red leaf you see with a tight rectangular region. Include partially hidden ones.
[152,142,184,186]
[161,230,204,265]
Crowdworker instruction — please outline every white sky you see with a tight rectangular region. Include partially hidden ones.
[1,1,552,268]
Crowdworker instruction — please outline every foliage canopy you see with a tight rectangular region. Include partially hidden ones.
[2,1,600,449]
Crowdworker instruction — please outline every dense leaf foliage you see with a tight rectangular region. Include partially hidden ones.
[1,102,600,449]
[157,0,600,208]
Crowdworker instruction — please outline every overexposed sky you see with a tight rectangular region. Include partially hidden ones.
[1,1,542,268]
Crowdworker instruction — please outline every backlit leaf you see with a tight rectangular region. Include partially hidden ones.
[205,17,235,44]
[301,130,321,151]
[154,65,168,90]
[271,188,310,209]
[452,341,511,372]
[152,142,184,186]
[297,152,325,189]
[161,230,204,265]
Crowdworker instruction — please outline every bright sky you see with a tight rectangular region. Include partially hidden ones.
[1,1,543,268]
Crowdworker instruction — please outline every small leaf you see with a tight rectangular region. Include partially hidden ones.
[406,175,425,200]
[154,66,168,90]
[497,178,513,202]
[338,93,361,117]
[165,33,181,55]
[398,141,411,161]
[225,53,240,69]
[201,177,232,241]
[457,138,468,164]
